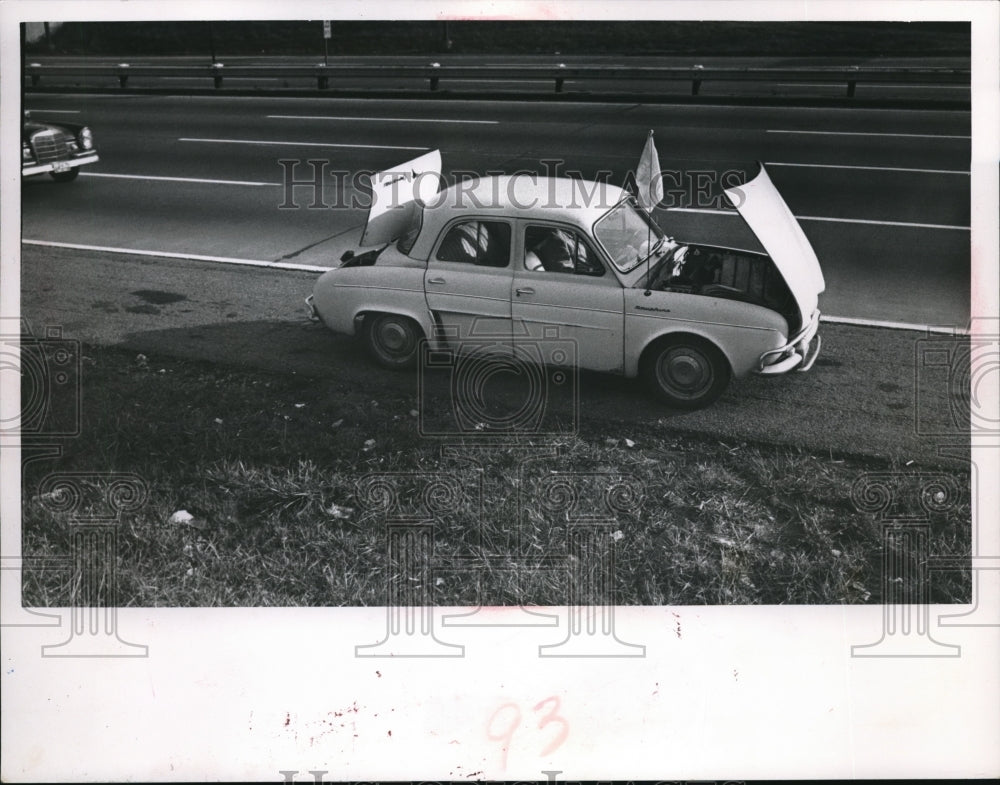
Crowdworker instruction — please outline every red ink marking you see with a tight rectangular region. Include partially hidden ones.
[387,730,392,737]
[284,712,290,727]
[486,702,521,771]
[532,696,569,756]
[376,670,382,678]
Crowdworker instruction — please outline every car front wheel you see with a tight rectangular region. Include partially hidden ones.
[50,168,80,182]
[363,313,421,369]
[642,335,731,409]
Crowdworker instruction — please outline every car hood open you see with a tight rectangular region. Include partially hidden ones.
[360,149,442,247]
[724,163,825,319]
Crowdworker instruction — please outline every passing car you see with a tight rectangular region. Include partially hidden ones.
[22,111,99,182]
[308,151,824,408]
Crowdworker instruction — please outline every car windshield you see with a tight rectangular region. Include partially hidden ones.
[593,199,667,273]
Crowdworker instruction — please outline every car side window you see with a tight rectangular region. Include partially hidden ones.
[523,226,605,277]
[435,220,511,268]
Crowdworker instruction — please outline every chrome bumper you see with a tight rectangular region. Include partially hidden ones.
[22,152,99,177]
[305,294,320,321]
[756,310,822,375]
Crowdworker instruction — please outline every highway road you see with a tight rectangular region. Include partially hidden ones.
[17,91,974,461]
[21,92,970,327]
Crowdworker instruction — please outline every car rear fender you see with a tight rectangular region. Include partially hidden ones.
[352,306,435,344]
[311,266,431,338]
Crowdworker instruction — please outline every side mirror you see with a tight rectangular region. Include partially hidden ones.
[340,250,355,263]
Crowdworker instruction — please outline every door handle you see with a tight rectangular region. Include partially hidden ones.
[515,287,535,296]
[427,277,447,285]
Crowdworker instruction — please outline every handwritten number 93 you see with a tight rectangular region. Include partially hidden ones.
[486,696,569,770]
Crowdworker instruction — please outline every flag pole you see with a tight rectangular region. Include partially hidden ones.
[644,130,653,296]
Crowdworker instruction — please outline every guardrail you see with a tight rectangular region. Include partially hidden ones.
[25,61,970,98]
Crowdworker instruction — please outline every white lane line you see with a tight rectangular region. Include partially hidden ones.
[26,109,81,114]
[765,161,968,176]
[268,114,498,124]
[21,240,330,273]
[21,239,966,335]
[82,172,280,187]
[179,137,428,151]
[821,315,969,336]
[797,214,969,231]
[767,129,970,139]
[668,207,969,231]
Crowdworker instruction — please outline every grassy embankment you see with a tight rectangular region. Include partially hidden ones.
[21,345,971,607]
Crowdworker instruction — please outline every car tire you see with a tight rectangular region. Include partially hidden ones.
[641,335,731,409]
[363,313,421,369]
[50,168,80,182]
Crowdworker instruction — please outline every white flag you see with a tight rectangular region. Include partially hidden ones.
[635,130,662,211]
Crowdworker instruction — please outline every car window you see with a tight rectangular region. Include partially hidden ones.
[435,220,511,268]
[523,226,605,277]
[593,199,665,273]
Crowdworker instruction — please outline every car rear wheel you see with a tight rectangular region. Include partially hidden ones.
[363,313,421,369]
[642,335,730,409]
[50,168,79,182]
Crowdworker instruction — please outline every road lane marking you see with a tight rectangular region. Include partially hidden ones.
[765,161,968,176]
[268,114,499,124]
[22,239,968,335]
[179,137,428,151]
[767,129,970,139]
[821,315,969,336]
[668,207,969,231]
[26,109,81,114]
[82,172,280,187]
[21,240,330,273]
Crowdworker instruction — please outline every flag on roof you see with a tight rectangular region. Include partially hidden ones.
[635,130,663,212]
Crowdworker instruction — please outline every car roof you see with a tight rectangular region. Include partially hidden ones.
[407,175,630,259]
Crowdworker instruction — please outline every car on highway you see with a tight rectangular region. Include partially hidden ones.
[22,111,99,182]
[308,151,824,408]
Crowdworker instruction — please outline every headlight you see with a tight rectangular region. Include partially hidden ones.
[78,127,93,150]
[22,144,32,161]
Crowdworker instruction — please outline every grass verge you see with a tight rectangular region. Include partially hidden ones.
[21,344,970,607]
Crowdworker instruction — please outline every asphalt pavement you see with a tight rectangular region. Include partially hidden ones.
[22,92,971,329]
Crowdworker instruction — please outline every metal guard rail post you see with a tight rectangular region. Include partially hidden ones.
[24,62,970,97]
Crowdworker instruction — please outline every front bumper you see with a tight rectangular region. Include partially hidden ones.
[305,294,320,321]
[756,309,822,375]
[22,152,99,177]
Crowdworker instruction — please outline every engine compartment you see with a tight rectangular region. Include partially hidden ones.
[648,244,801,333]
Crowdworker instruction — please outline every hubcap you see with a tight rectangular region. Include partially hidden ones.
[659,348,712,397]
[376,318,414,357]
[379,322,408,352]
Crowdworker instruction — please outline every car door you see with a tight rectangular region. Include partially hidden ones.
[512,221,625,374]
[424,219,514,351]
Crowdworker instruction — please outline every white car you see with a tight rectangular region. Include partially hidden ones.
[308,151,824,408]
